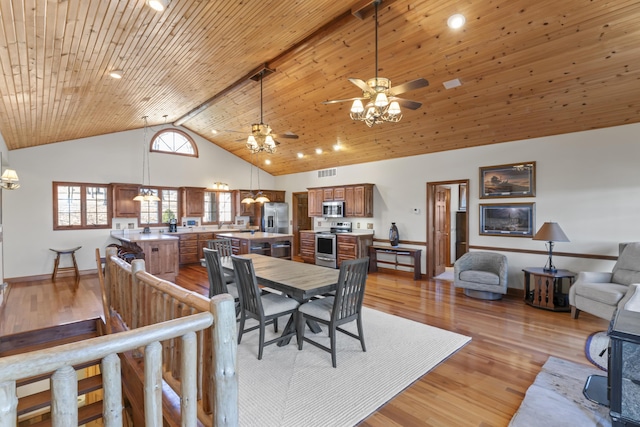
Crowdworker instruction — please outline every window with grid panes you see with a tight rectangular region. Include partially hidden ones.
[139,188,179,225]
[54,182,110,230]
[203,191,233,224]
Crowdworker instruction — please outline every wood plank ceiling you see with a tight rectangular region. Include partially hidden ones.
[0,0,639,176]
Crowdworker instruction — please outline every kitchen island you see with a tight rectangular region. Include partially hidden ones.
[216,231,293,259]
[110,231,179,281]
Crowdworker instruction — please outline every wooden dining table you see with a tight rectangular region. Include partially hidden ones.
[220,253,341,344]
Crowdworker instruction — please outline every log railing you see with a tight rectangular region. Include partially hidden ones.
[103,246,238,425]
[0,312,217,426]
[0,246,238,426]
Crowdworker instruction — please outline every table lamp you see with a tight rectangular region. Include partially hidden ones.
[533,222,569,273]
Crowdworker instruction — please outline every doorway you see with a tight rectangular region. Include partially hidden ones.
[426,179,469,279]
[292,192,311,256]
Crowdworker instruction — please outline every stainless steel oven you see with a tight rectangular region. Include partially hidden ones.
[315,233,337,268]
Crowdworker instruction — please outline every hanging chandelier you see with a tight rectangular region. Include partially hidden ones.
[322,0,428,127]
[133,116,160,202]
[246,71,277,154]
[241,153,270,204]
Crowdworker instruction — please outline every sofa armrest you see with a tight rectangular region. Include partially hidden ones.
[575,271,613,283]
[619,283,640,312]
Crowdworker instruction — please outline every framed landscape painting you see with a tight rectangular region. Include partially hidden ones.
[479,161,536,198]
[479,203,535,237]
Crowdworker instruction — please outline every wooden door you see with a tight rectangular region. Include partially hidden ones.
[434,185,451,276]
[293,192,311,256]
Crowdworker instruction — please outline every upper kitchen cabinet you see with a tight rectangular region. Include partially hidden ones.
[308,188,324,217]
[112,183,140,218]
[181,187,205,218]
[309,184,373,218]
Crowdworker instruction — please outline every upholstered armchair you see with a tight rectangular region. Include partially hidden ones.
[453,251,508,300]
[569,242,640,320]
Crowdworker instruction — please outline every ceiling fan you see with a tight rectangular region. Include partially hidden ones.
[239,67,299,154]
[322,0,429,127]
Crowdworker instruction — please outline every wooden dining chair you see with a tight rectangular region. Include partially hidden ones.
[206,239,234,283]
[203,247,240,302]
[296,257,370,367]
[231,255,300,359]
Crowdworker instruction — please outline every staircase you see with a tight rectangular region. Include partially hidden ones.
[0,318,107,426]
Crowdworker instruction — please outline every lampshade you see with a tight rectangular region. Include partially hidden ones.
[533,222,570,242]
[0,168,20,190]
[254,192,270,204]
[374,92,389,107]
[350,99,364,114]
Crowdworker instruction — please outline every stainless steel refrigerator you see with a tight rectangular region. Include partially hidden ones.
[261,202,289,233]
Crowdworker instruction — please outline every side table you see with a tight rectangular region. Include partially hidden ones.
[523,267,576,311]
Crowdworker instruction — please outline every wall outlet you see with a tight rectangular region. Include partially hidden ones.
[357,222,361,228]
[116,223,121,229]
[413,208,421,214]
[317,221,322,227]
[367,223,373,229]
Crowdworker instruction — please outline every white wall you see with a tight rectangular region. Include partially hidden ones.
[275,123,640,289]
[2,127,273,279]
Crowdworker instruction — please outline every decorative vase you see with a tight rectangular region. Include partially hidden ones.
[389,222,399,247]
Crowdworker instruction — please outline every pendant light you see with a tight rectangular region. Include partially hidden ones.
[133,116,160,202]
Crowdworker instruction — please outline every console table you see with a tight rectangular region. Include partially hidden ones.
[368,246,422,280]
[523,267,575,311]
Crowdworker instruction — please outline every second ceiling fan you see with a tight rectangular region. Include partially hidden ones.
[323,0,429,127]
[243,67,298,154]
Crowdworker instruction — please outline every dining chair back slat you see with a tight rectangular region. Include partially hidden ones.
[207,239,233,257]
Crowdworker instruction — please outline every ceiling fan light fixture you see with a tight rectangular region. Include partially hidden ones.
[388,101,402,115]
[374,92,389,107]
[350,99,364,114]
[265,135,275,148]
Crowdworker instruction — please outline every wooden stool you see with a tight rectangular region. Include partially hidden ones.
[50,246,82,280]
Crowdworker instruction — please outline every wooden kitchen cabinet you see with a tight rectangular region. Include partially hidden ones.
[333,187,345,200]
[308,188,324,217]
[323,188,334,201]
[178,233,199,265]
[138,239,179,282]
[197,232,214,260]
[181,187,205,218]
[337,233,373,267]
[300,231,316,264]
[112,183,140,218]
[351,184,374,217]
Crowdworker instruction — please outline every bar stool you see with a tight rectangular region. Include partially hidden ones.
[50,246,82,280]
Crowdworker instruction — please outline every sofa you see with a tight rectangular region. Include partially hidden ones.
[569,242,640,320]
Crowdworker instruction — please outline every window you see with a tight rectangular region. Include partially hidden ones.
[203,191,233,225]
[54,182,110,230]
[139,187,179,225]
[150,128,198,157]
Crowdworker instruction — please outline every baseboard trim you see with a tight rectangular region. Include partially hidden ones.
[5,269,99,284]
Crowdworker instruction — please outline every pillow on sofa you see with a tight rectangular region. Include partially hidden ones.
[612,243,640,285]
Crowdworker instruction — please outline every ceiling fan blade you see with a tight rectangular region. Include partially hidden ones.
[388,78,429,96]
[273,132,299,139]
[348,78,374,94]
[322,97,366,105]
[391,97,423,110]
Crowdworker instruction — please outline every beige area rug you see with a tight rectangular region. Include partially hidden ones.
[509,356,611,427]
[237,307,471,427]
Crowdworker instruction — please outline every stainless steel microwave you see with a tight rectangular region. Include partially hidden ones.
[322,201,345,217]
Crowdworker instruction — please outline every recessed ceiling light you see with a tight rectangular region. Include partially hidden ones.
[265,159,271,165]
[333,144,341,151]
[147,0,170,12]
[109,70,123,79]
[211,129,218,134]
[447,14,466,29]
[297,153,304,158]
[315,148,323,154]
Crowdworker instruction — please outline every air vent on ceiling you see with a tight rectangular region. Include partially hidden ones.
[317,168,337,178]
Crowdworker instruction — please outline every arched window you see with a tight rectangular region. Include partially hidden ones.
[150,128,198,157]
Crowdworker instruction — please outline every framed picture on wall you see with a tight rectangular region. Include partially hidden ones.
[479,203,535,237]
[479,161,536,198]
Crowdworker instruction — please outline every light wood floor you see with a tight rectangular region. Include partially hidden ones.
[0,265,608,426]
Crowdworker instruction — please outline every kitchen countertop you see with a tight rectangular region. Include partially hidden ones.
[216,231,293,240]
[300,229,374,236]
[111,231,179,242]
